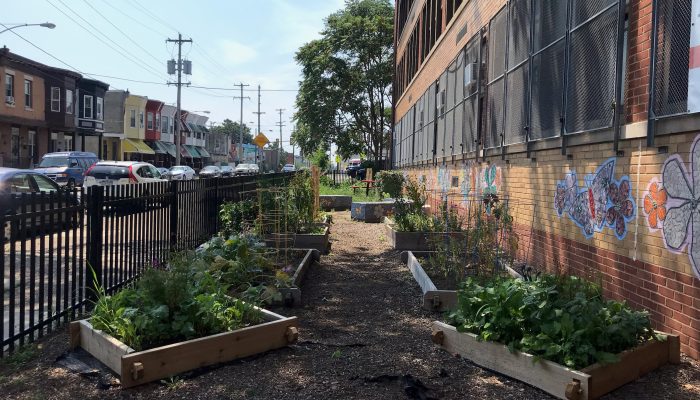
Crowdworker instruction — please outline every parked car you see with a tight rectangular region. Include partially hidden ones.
[220,165,234,177]
[234,163,251,176]
[345,158,362,178]
[83,161,166,187]
[157,167,170,176]
[199,165,221,179]
[248,164,260,175]
[33,151,98,188]
[0,168,77,240]
[164,165,196,181]
[282,164,296,172]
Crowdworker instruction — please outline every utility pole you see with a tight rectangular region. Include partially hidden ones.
[252,85,265,168]
[232,83,250,164]
[275,109,285,170]
[166,33,192,166]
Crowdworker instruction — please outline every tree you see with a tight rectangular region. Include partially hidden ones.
[210,119,253,144]
[293,0,393,162]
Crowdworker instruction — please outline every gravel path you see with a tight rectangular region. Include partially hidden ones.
[0,211,698,399]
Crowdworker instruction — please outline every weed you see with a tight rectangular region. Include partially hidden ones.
[331,349,342,359]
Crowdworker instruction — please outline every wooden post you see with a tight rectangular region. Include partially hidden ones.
[311,166,320,220]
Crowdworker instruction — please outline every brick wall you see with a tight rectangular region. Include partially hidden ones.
[625,0,653,123]
[402,132,700,359]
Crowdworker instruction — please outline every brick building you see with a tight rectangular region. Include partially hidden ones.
[393,0,700,358]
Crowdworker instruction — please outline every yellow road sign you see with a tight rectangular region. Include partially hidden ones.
[253,132,269,148]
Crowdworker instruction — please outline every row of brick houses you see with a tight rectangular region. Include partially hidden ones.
[392,0,700,358]
[0,47,228,169]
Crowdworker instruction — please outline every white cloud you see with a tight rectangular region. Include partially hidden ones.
[220,39,258,65]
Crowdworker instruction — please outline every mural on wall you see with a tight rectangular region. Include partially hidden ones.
[437,164,450,195]
[644,135,700,278]
[460,162,477,201]
[554,158,635,240]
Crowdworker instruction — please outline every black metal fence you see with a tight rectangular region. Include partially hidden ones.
[1,173,290,355]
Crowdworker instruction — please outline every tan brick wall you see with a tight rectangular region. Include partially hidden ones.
[0,66,46,120]
[401,133,700,359]
[625,0,653,123]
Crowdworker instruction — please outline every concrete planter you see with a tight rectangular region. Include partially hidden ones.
[401,251,523,311]
[319,195,352,211]
[351,200,394,223]
[384,218,468,251]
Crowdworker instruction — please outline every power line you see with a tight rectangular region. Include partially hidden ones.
[81,0,166,68]
[126,0,179,34]
[96,0,168,37]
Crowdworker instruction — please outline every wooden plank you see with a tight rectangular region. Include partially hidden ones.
[120,316,298,388]
[406,251,438,294]
[432,321,592,400]
[293,227,329,253]
[424,290,458,311]
[75,320,135,376]
[291,249,319,287]
[583,332,679,399]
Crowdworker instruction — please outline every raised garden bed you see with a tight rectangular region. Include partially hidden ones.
[320,195,352,211]
[264,226,330,254]
[384,217,468,251]
[277,248,321,306]
[401,251,522,311]
[351,200,394,223]
[430,322,680,399]
[69,307,299,388]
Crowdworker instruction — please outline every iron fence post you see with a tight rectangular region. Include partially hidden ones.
[170,180,179,251]
[87,186,104,302]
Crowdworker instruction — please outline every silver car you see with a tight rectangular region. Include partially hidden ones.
[166,165,196,181]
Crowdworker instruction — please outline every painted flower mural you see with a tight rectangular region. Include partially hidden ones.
[553,158,635,239]
[656,136,700,278]
[643,180,667,230]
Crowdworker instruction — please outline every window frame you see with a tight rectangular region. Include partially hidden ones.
[51,87,61,112]
[66,89,73,114]
[84,94,94,119]
[139,111,144,128]
[147,112,154,130]
[24,79,32,108]
[96,97,103,120]
[129,109,136,128]
[5,73,14,101]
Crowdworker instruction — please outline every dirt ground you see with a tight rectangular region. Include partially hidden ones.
[1,211,699,399]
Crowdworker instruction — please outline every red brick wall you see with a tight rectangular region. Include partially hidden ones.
[626,0,654,123]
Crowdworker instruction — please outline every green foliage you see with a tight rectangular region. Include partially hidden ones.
[90,258,262,351]
[210,119,253,145]
[376,170,404,199]
[310,147,330,171]
[319,180,382,201]
[447,275,659,370]
[293,0,394,161]
[219,199,258,237]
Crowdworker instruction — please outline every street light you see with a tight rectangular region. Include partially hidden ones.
[0,22,56,35]
[191,110,210,114]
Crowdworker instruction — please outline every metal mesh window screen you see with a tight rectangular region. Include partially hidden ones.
[566,6,619,134]
[488,8,508,81]
[571,0,616,27]
[504,62,529,145]
[533,0,567,52]
[436,73,447,158]
[446,61,457,155]
[426,83,436,160]
[653,0,691,117]
[464,35,480,153]
[531,40,566,140]
[407,107,414,165]
[464,97,478,152]
[486,79,505,149]
[454,52,465,154]
[508,0,531,68]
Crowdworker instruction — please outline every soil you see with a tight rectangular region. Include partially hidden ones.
[1,211,699,399]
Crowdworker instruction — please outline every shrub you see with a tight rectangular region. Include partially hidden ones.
[377,170,404,198]
[447,275,658,369]
[219,199,258,237]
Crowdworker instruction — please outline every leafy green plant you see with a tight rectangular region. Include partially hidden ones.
[90,258,263,351]
[219,199,258,237]
[376,170,404,199]
[447,275,659,369]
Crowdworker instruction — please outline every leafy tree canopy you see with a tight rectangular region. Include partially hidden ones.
[292,0,393,162]
[210,119,253,144]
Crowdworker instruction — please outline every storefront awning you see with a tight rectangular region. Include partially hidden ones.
[145,140,167,154]
[196,146,211,158]
[161,141,177,158]
[123,138,156,154]
[179,145,192,158]
[184,145,201,158]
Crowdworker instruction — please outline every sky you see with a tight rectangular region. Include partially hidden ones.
[1,0,345,153]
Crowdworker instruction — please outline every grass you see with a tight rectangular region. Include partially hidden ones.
[319,182,383,202]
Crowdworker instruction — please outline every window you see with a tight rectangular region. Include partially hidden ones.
[5,73,14,102]
[28,130,36,160]
[51,87,61,112]
[161,116,169,133]
[66,90,73,114]
[147,112,154,129]
[130,109,136,127]
[24,79,32,108]
[10,174,32,193]
[84,95,93,119]
[96,97,103,120]
[32,175,58,193]
[139,112,144,128]
[156,113,160,130]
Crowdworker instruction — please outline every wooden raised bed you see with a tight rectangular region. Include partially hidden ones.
[431,321,681,399]
[70,307,298,388]
[320,195,352,211]
[265,226,330,254]
[384,217,468,251]
[277,248,321,306]
[401,251,523,311]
